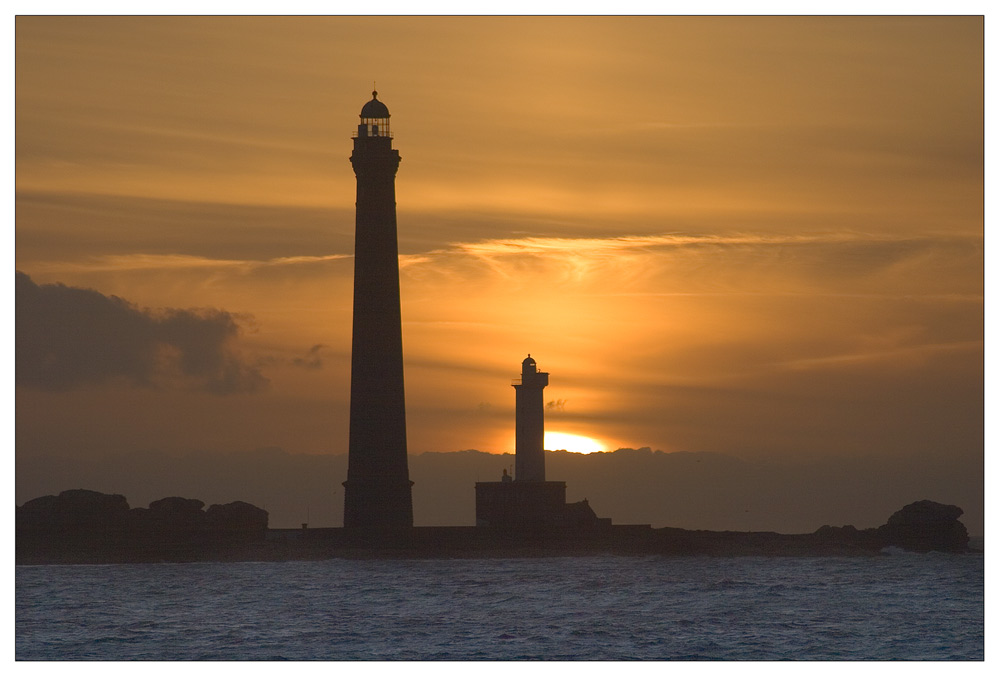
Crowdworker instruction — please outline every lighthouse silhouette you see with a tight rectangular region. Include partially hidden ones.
[342,90,414,530]
[514,354,549,482]
[475,354,604,531]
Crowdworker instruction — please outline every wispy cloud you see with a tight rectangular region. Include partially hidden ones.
[443,231,963,258]
[408,231,981,286]
[595,291,983,302]
[32,252,351,274]
[398,255,433,269]
[773,339,983,372]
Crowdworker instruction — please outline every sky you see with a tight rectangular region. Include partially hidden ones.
[15,16,984,527]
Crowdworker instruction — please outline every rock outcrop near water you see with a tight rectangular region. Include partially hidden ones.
[876,500,969,553]
[18,489,130,537]
[806,500,968,554]
[17,489,269,562]
[16,490,970,564]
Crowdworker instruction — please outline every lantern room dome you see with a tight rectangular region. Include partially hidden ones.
[360,91,390,119]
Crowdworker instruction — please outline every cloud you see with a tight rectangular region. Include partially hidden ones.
[772,339,983,372]
[16,271,267,394]
[292,344,326,370]
[31,252,351,275]
[546,399,567,412]
[442,231,969,260]
[405,230,983,295]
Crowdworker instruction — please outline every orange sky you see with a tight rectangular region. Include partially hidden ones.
[16,17,983,507]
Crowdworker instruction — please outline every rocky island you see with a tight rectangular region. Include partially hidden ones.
[16,489,971,564]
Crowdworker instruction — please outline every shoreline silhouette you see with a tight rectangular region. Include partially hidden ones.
[17,489,971,564]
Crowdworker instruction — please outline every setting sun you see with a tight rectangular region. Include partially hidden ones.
[544,432,605,455]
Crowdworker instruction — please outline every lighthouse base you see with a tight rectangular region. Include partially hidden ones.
[475,481,605,532]
[342,478,414,530]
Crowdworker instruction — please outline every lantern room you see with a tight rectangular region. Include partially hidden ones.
[356,90,392,138]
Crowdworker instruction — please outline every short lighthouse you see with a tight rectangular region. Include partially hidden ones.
[475,356,605,532]
[514,354,549,482]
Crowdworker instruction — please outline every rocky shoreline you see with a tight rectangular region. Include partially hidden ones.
[16,490,972,564]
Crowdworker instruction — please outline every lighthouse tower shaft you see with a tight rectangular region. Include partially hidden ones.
[343,92,413,530]
[514,356,549,482]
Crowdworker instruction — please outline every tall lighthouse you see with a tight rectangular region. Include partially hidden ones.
[342,90,413,530]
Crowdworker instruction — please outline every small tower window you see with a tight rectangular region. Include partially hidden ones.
[360,116,391,137]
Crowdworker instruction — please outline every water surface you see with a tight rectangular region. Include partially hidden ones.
[16,553,984,660]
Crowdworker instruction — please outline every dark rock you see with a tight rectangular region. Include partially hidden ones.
[148,496,206,515]
[137,496,208,538]
[123,497,211,547]
[813,524,863,540]
[17,489,130,538]
[206,501,269,542]
[877,500,970,553]
[886,500,964,526]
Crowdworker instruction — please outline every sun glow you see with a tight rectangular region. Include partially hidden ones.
[544,431,605,455]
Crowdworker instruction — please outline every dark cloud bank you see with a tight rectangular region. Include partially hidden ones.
[15,447,983,537]
[16,271,266,394]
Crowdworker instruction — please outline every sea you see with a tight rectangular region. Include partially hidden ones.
[15,552,983,661]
